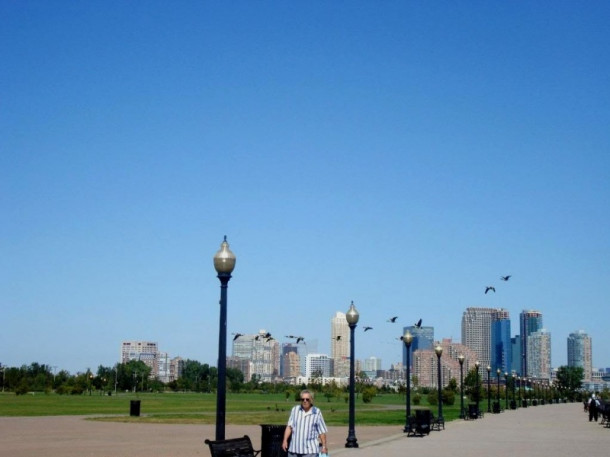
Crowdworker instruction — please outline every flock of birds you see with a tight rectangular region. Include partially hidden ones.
[231,274,512,347]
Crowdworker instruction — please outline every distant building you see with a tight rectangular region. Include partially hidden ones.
[462,308,508,369]
[491,311,512,373]
[403,325,434,369]
[231,330,280,381]
[331,311,350,377]
[527,329,551,381]
[567,330,592,382]
[305,354,332,379]
[520,310,543,377]
[121,341,159,378]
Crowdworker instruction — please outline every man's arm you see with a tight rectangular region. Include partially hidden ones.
[282,426,292,452]
[319,432,327,454]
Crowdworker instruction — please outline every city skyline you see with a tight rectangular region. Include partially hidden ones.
[2,3,609,374]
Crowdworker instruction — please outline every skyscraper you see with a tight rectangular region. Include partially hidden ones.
[527,329,551,380]
[491,310,512,373]
[462,308,503,368]
[403,325,434,368]
[331,311,350,377]
[568,330,592,382]
[520,310,543,377]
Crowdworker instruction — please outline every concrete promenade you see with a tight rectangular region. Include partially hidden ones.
[0,403,608,457]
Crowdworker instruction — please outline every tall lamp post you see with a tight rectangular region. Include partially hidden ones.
[345,301,359,448]
[402,331,413,433]
[435,344,444,426]
[458,354,465,419]
[512,374,516,409]
[504,372,509,410]
[213,236,236,441]
[486,365,491,413]
[496,369,501,412]
[475,361,480,417]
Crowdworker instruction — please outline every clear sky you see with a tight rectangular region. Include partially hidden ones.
[2,1,609,375]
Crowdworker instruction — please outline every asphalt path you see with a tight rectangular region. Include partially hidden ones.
[0,403,608,457]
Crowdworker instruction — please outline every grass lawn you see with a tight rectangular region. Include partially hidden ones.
[0,391,466,425]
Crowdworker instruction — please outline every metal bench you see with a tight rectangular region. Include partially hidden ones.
[205,435,261,457]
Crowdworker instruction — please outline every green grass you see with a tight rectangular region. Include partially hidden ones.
[0,391,466,425]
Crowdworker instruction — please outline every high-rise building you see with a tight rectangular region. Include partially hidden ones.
[511,335,521,374]
[527,329,551,380]
[567,330,592,382]
[231,330,280,381]
[121,341,159,377]
[305,354,332,379]
[462,308,508,368]
[491,311,512,373]
[403,325,434,368]
[331,312,350,377]
[412,339,477,388]
[520,310,543,377]
[281,343,301,378]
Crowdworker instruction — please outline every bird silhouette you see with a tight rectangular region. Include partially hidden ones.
[387,316,398,323]
[232,333,243,341]
[485,286,496,294]
[296,337,305,344]
[363,326,373,332]
[334,336,342,341]
[414,318,422,328]
[285,335,297,339]
[265,336,274,342]
[500,275,511,281]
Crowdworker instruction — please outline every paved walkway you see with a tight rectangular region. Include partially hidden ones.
[0,403,608,457]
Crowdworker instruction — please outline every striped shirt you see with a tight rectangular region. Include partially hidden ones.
[287,405,328,454]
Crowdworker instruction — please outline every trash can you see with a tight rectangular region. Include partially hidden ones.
[468,403,478,419]
[510,400,517,410]
[130,400,141,417]
[260,424,287,457]
[492,401,500,413]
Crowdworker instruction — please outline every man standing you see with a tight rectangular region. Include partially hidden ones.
[282,390,328,457]
[588,393,599,422]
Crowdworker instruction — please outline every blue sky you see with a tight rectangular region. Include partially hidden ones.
[2,1,609,374]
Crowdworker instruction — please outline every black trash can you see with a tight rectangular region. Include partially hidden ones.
[260,424,287,457]
[468,403,478,419]
[493,401,501,413]
[130,400,141,417]
[510,400,517,410]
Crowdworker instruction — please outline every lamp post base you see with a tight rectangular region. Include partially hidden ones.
[345,437,359,448]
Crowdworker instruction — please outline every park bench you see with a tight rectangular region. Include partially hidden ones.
[205,435,261,457]
[407,409,432,436]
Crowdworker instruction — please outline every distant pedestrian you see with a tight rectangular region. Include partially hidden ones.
[588,393,600,422]
[282,389,328,457]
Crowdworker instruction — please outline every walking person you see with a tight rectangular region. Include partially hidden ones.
[588,393,600,422]
[282,390,328,457]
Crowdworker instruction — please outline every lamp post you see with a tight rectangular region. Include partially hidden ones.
[504,372,509,410]
[486,365,491,413]
[458,354,465,419]
[510,373,517,409]
[496,369,501,412]
[345,301,359,448]
[435,344,444,425]
[402,331,413,433]
[213,236,236,441]
[475,361,480,417]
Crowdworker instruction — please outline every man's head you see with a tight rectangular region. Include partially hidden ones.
[299,390,314,411]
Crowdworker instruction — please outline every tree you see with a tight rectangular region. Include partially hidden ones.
[554,366,584,400]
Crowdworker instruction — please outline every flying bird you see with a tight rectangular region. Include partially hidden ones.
[414,318,422,328]
[265,336,274,342]
[334,336,342,341]
[485,286,496,294]
[500,275,511,281]
[387,316,398,323]
[232,333,243,341]
[285,335,297,339]
[296,337,305,344]
[363,326,373,332]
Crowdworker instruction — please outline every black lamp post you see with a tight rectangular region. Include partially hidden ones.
[213,236,236,441]
[435,344,444,425]
[402,331,413,433]
[458,354,465,419]
[496,369,501,412]
[475,361,480,417]
[510,373,517,409]
[487,365,491,413]
[345,301,359,448]
[504,372,509,410]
